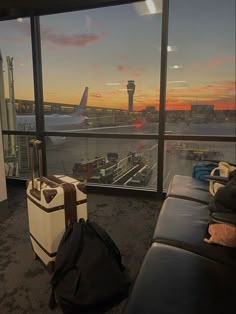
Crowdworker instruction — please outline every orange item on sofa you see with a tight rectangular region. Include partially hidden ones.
[204,223,236,248]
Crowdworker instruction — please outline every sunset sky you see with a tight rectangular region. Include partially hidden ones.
[0,0,235,111]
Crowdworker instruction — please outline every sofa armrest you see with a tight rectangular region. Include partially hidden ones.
[206,175,228,184]
[204,160,236,167]
[211,212,236,227]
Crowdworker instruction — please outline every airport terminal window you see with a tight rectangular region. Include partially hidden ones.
[0,18,36,177]
[46,137,157,189]
[40,1,162,135]
[0,18,35,131]
[3,135,36,178]
[163,140,236,190]
[166,0,236,136]
[0,1,235,193]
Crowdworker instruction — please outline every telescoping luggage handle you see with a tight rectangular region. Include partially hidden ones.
[29,139,43,200]
[29,140,58,199]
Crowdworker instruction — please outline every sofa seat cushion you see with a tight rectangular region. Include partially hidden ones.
[167,175,209,204]
[123,243,236,314]
[152,197,236,267]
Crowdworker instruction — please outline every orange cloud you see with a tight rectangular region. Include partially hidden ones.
[91,93,102,98]
[168,80,234,99]
[166,81,235,110]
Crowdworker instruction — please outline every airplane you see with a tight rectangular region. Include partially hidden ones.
[16,87,89,145]
[15,85,145,145]
[15,86,169,145]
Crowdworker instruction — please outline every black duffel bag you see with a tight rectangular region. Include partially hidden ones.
[49,219,130,313]
[208,172,236,214]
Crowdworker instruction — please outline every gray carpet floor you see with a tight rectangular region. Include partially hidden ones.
[0,182,162,314]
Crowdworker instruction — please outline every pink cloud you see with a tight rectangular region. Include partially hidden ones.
[116,65,147,77]
[206,56,236,67]
[41,27,107,47]
[117,65,127,72]
[190,56,235,69]
[20,22,107,47]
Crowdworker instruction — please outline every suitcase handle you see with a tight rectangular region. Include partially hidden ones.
[30,178,59,200]
[29,139,44,199]
[29,139,43,186]
[41,177,59,188]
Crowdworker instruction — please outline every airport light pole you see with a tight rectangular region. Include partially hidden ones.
[6,56,16,156]
[127,80,135,112]
[0,49,9,154]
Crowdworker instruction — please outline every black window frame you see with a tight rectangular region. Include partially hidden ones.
[1,0,236,197]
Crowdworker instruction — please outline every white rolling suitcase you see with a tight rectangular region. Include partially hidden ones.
[27,140,87,270]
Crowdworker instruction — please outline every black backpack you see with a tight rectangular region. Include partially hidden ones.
[49,219,130,313]
[209,174,236,214]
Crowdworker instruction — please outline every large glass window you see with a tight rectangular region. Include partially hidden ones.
[166,0,236,136]
[0,19,35,131]
[46,137,157,189]
[40,1,162,135]
[3,135,36,178]
[0,1,235,194]
[0,18,35,171]
[164,140,236,190]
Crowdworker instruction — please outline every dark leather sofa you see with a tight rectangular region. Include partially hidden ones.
[123,175,236,314]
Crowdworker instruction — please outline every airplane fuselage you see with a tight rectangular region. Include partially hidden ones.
[16,114,86,132]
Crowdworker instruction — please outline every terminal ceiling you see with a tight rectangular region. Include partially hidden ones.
[0,0,143,20]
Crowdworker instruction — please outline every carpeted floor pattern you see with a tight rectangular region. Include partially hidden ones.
[0,182,162,314]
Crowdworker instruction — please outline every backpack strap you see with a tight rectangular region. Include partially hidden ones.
[86,220,124,271]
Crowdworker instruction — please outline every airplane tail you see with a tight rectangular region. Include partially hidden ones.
[73,87,88,116]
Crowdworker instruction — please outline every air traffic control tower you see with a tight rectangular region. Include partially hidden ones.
[127,80,135,112]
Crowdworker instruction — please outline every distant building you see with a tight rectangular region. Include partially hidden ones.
[191,104,214,123]
[144,106,156,113]
[191,104,214,111]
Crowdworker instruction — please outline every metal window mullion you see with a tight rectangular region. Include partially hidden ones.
[30,16,47,176]
[157,0,169,194]
[2,129,235,142]
[43,131,159,140]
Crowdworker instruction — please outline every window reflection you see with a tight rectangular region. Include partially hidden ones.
[46,137,158,190]
[164,141,236,190]
[3,135,36,177]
